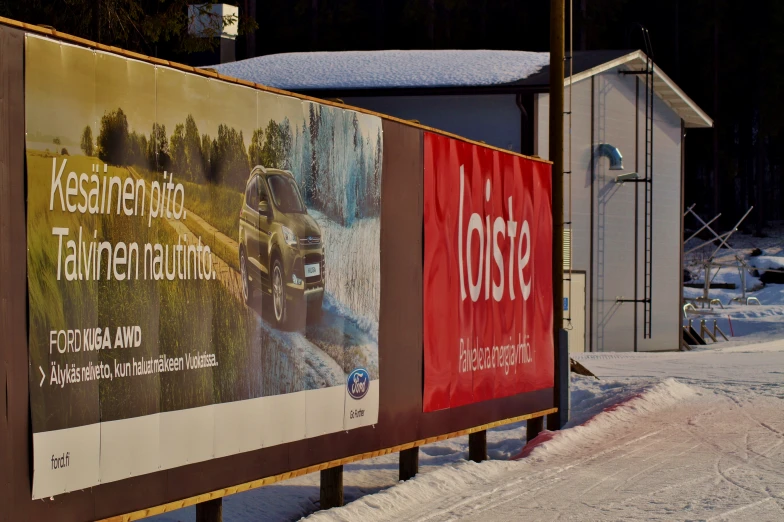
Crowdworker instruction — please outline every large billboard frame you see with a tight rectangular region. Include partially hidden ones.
[0,18,555,522]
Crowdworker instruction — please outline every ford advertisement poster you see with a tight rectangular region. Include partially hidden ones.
[25,35,381,499]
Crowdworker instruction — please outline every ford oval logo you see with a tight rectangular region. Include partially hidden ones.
[347,368,370,400]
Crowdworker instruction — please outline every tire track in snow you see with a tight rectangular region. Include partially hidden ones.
[412,431,667,522]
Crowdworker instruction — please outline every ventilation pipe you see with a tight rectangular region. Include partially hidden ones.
[595,143,625,170]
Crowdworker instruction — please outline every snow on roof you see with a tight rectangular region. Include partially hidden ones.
[210,50,550,90]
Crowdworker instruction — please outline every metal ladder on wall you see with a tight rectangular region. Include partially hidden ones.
[642,39,654,339]
[618,28,655,340]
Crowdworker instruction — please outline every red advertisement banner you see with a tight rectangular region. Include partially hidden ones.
[424,132,554,412]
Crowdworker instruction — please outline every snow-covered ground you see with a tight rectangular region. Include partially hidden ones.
[149,339,784,522]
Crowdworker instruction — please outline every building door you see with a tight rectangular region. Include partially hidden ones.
[564,272,586,352]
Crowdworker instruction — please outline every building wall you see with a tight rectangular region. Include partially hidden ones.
[342,94,523,153]
[537,69,682,352]
[342,75,683,352]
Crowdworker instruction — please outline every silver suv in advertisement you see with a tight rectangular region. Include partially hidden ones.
[239,166,325,328]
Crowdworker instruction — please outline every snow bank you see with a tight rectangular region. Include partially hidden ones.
[689,265,760,290]
[209,50,549,90]
[748,255,784,270]
[303,379,702,522]
[519,379,700,460]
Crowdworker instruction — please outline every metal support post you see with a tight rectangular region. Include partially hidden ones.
[703,261,711,301]
[741,268,747,301]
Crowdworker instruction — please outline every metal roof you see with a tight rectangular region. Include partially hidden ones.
[217,49,712,129]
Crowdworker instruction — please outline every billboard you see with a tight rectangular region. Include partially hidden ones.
[25,35,382,499]
[423,132,554,411]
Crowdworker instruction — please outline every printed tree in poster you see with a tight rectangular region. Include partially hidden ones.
[183,115,204,181]
[81,125,94,157]
[148,123,170,171]
[97,108,130,166]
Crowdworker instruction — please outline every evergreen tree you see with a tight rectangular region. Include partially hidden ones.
[373,127,382,213]
[249,128,264,168]
[97,108,129,165]
[128,131,148,168]
[308,103,320,204]
[261,119,284,168]
[148,123,170,172]
[183,115,204,181]
[201,133,212,176]
[0,1,256,62]
[80,125,94,157]
[211,124,249,190]
[278,117,293,170]
[170,123,186,176]
[299,118,312,205]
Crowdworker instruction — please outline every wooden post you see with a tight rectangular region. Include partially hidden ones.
[195,498,222,522]
[320,465,344,510]
[468,430,487,463]
[399,446,419,481]
[527,416,544,443]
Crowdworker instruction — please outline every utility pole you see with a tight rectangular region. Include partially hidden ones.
[547,0,565,432]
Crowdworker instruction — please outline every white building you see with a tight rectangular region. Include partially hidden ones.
[213,50,713,352]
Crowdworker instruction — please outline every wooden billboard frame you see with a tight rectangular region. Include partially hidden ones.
[99,409,556,522]
[0,16,555,521]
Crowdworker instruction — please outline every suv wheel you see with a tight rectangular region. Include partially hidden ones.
[272,258,287,327]
[240,247,253,304]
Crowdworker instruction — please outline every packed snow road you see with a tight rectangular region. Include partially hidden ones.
[304,346,784,522]
[311,380,783,521]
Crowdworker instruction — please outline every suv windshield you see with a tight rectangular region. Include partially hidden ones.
[267,175,306,213]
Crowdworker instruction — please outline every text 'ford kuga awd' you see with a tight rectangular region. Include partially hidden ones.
[239,166,325,329]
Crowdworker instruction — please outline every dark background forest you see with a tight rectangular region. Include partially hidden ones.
[3,0,783,232]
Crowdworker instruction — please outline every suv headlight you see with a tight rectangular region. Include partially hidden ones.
[281,226,298,247]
